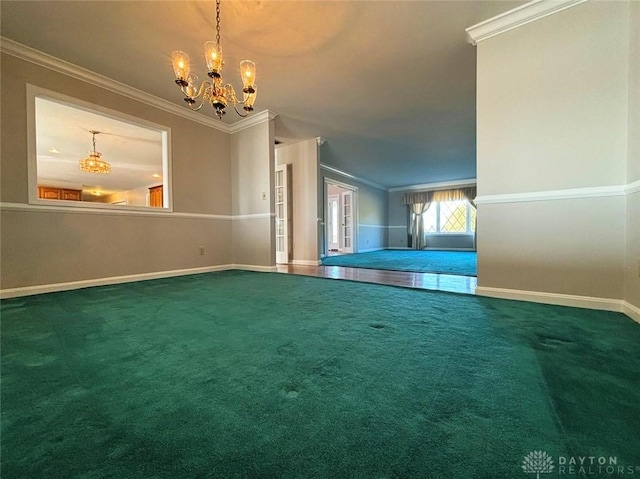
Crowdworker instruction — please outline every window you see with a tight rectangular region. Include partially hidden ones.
[423,200,476,234]
[28,85,171,211]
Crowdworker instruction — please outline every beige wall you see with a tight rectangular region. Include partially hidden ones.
[1,53,234,290]
[1,210,231,288]
[275,139,320,263]
[628,0,640,183]
[478,198,625,299]
[627,193,640,307]
[625,1,640,308]
[475,1,635,307]
[231,120,275,267]
[477,2,629,195]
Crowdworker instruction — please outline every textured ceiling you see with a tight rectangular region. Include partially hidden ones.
[1,0,525,189]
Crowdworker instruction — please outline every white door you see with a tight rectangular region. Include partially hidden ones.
[275,164,290,264]
[327,195,340,251]
[341,190,353,253]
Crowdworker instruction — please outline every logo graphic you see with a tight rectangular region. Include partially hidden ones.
[522,451,555,478]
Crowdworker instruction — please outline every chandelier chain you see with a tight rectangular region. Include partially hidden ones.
[216,0,221,49]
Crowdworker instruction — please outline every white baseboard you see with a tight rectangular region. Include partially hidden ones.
[232,264,278,273]
[423,247,476,252]
[358,247,386,253]
[623,301,640,324]
[476,286,639,323]
[0,264,277,299]
[291,259,322,266]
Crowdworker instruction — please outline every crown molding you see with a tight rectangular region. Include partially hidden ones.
[0,37,274,134]
[388,178,476,193]
[228,109,278,134]
[320,164,388,192]
[465,0,588,46]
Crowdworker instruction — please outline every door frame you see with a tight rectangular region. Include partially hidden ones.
[275,163,291,264]
[327,194,340,252]
[323,177,358,256]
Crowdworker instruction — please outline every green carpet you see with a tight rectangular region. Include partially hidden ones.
[2,271,639,478]
[321,250,477,276]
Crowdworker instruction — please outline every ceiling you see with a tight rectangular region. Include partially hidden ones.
[1,0,525,189]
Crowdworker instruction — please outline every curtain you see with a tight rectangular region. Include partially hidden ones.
[402,191,432,205]
[403,191,433,249]
[460,186,477,207]
[410,202,430,249]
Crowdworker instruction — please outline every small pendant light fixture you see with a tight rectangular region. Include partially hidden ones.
[79,130,111,174]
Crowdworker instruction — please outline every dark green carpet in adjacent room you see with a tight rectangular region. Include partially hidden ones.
[1,271,639,478]
[321,250,477,276]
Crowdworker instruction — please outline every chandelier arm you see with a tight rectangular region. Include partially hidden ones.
[180,81,209,100]
[188,102,205,112]
[232,103,250,118]
[223,83,240,103]
[200,81,214,99]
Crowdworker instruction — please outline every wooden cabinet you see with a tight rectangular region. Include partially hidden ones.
[149,185,163,207]
[38,186,62,200]
[38,186,82,201]
[61,189,82,201]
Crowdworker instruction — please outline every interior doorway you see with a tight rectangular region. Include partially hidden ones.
[324,179,358,256]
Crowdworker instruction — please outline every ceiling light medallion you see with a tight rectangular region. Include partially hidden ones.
[79,130,111,174]
[171,0,257,119]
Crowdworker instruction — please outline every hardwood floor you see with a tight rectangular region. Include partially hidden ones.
[275,264,477,295]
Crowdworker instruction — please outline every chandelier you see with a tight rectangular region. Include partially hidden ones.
[79,130,111,174]
[171,0,257,119]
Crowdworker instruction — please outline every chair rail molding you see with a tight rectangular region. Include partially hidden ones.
[475,181,639,205]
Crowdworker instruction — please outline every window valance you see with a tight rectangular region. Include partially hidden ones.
[403,186,476,206]
[433,186,477,204]
[402,191,433,205]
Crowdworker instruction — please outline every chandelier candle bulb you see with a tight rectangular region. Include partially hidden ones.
[204,41,223,77]
[240,60,256,93]
[171,51,191,86]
